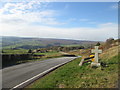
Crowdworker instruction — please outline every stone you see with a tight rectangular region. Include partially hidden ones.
[91,62,101,67]
[79,58,84,66]
[91,46,102,67]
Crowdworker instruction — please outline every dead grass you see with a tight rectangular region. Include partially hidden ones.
[68,49,91,57]
[100,45,119,60]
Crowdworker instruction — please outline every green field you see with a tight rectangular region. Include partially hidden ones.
[2,36,97,50]
[2,49,28,54]
[27,54,118,88]
[61,44,81,47]
[61,44,95,49]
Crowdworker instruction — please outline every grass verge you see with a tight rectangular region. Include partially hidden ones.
[27,54,118,88]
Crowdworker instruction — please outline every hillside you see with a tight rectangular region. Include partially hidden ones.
[1,36,97,49]
[27,40,119,88]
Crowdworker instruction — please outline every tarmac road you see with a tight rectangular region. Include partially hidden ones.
[2,57,77,89]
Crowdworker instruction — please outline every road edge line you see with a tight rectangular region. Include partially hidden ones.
[11,57,77,89]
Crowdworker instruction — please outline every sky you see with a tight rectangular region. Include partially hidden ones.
[0,1,118,41]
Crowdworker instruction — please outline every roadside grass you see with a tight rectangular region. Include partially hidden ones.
[27,54,119,88]
[16,55,64,64]
[100,46,119,60]
[34,51,61,56]
[33,51,63,60]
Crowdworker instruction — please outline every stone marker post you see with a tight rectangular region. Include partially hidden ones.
[91,46,102,67]
[79,58,84,66]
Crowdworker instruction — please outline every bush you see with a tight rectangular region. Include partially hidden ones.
[28,49,32,53]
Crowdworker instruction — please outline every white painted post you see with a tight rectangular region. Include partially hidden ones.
[91,46,102,67]
[79,58,84,66]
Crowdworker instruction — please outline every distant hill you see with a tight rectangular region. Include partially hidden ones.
[1,36,98,49]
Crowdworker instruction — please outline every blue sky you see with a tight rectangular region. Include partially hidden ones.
[30,2,118,28]
[43,2,118,28]
[0,1,118,41]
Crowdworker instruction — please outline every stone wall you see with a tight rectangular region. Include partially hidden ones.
[2,54,32,68]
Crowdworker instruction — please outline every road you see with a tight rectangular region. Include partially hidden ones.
[2,57,77,89]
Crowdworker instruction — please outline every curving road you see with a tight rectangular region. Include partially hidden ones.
[2,57,77,89]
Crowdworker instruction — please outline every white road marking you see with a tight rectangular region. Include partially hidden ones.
[11,58,76,89]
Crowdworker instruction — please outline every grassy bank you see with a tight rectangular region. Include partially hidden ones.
[27,54,118,88]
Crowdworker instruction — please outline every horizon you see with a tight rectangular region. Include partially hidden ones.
[0,1,118,41]
[1,35,104,42]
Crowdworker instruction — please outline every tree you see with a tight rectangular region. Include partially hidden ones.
[28,49,32,53]
[96,42,101,46]
[105,38,114,49]
[79,46,85,49]
[106,38,114,44]
[2,50,4,53]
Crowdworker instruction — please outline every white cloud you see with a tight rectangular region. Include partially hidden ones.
[0,22,118,41]
[0,1,63,25]
[111,4,118,9]
[0,2,118,41]
[79,19,98,25]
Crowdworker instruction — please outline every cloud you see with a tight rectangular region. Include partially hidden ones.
[0,2,118,41]
[111,4,118,9]
[0,1,64,25]
[0,2,38,14]
[68,18,77,21]
[0,22,118,41]
[79,19,98,25]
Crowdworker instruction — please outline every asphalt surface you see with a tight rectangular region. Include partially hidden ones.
[2,57,77,89]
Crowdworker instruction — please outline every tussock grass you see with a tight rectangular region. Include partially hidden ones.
[100,46,118,60]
